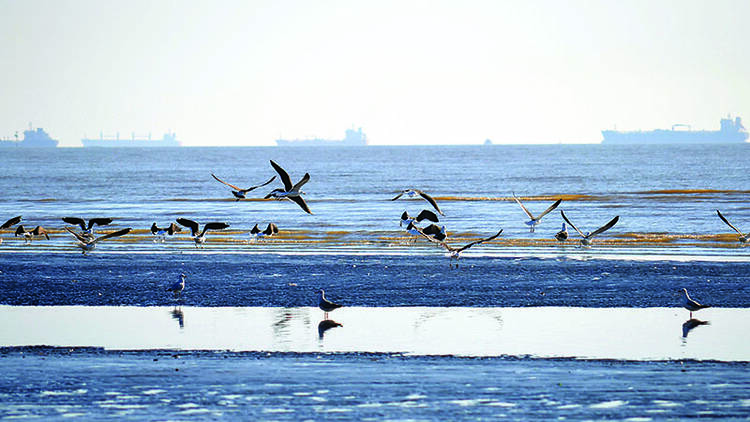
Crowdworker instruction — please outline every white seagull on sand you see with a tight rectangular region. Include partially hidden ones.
[560,210,619,247]
[264,160,312,214]
[512,193,562,232]
[681,288,710,318]
[716,210,749,244]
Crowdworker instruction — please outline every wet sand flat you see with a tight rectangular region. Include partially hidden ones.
[1,306,746,361]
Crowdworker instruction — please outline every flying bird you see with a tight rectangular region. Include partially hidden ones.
[176,218,229,248]
[65,227,131,254]
[318,289,343,318]
[512,194,562,232]
[14,225,50,243]
[422,223,447,241]
[211,173,276,201]
[151,222,181,242]
[716,210,749,243]
[400,209,439,227]
[681,288,710,318]
[249,223,279,241]
[555,222,568,242]
[560,210,619,247]
[0,215,22,245]
[167,273,187,299]
[415,226,503,268]
[265,160,312,214]
[392,189,444,216]
[62,217,113,240]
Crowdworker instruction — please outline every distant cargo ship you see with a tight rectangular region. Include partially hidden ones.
[602,116,748,144]
[0,125,59,148]
[81,132,180,147]
[276,128,368,146]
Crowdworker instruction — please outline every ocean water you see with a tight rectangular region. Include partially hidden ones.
[1,144,750,420]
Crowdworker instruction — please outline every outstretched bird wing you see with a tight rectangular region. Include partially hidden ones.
[32,226,49,240]
[588,216,619,238]
[62,217,86,231]
[513,193,535,220]
[211,173,243,191]
[717,210,744,235]
[391,190,406,201]
[417,190,444,216]
[14,225,26,236]
[201,222,230,236]
[0,215,21,230]
[288,195,312,214]
[456,229,503,252]
[560,210,586,238]
[416,209,439,223]
[241,175,277,193]
[87,218,113,230]
[176,218,200,236]
[93,228,132,244]
[270,160,293,191]
[65,226,89,243]
[292,173,310,191]
[536,198,562,220]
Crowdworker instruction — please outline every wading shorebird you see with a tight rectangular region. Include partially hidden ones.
[167,273,187,299]
[555,222,568,242]
[400,209,439,227]
[392,189,444,216]
[211,173,276,201]
[681,288,710,318]
[176,218,229,248]
[14,225,50,243]
[716,210,749,244]
[560,210,619,247]
[0,215,22,245]
[318,289,343,318]
[265,160,312,214]
[62,217,113,241]
[151,222,181,242]
[65,227,131,254]
[415,226,503,268]
[512,193,562,232]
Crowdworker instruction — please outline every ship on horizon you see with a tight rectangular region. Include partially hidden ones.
[602,115,748,144]
[81,131,180,148]
[0,125,59,148]
[276,127,367,146]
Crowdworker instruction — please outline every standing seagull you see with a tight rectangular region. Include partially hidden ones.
[318,289,343,318]
[415,226,503,268]
[512,194,562,232]
[176,218,229,248]
[716,210,749,243]
[211,173,276,201]
[65,227,131,254]
[681,288,710,318]
[265,160,312,214]
[167,273,187,299]
[555,222,568,242]
[62,217,113,240]
[392,189,444,216]
[560,210,619,247]
[15,225,50,243]
[0,215,22,245]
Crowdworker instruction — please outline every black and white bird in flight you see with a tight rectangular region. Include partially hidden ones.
[0,215,22,245]
[65,226,131,254]
[392,189,444,216]
[249,223,279,241]
[415,226,502,268]
[176,218,229,248]
[15,225,50,243]
[62,217,113,241]
[560,210,619,247]
[512,193,561,232]
[716,210,749,244]
[211,173,276,201]
[151,222,181,242]
[264,160,312,214]
[400,209,439,227]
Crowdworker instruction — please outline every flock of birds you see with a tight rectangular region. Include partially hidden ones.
[0,159,742,322]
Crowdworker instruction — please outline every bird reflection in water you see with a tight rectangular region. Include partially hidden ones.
[682,318,709,339]
[318,319,342,339]
[170,307,185,329]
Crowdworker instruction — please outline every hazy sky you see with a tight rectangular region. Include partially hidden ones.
[2,0,749,146]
